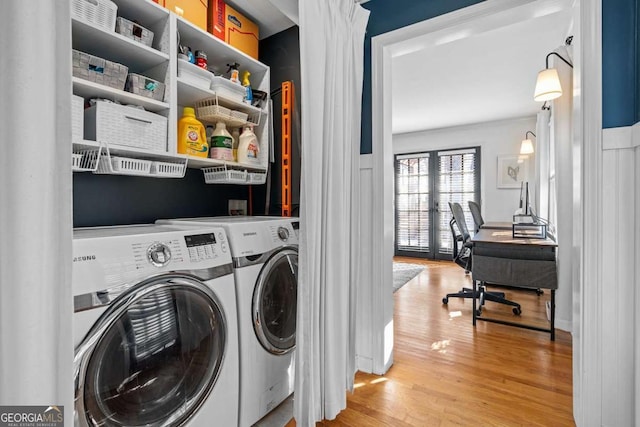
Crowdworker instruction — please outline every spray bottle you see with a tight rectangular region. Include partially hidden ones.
[227,62,241,85]
[242,70,253,105]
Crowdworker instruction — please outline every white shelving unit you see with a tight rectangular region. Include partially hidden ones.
[73,77,169,112]
[70,0,270,183]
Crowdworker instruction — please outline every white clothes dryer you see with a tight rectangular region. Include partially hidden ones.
[157,217,298,427]
[72,225,239,427]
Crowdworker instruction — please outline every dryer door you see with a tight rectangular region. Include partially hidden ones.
[253,248,298,354]
[74,274,226,427]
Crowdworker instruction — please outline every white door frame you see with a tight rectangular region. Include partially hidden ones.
[369,0,603,423]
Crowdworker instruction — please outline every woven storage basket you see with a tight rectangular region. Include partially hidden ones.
[125,73,166,101]
[71,0,118,31]
[115,17,154,47]
[84,101,168,152]
[72,49,128,90]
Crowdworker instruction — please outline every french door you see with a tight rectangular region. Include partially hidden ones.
[395,147,481,259]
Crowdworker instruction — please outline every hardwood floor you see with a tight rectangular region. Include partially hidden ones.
[287,257,574,426]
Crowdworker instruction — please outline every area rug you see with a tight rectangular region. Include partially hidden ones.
[393,262,425,293]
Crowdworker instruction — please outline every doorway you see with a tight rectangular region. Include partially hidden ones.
[395,147,480,259]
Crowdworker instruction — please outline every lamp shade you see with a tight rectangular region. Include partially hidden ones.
[534,68,562,101]
[520,139,534,155]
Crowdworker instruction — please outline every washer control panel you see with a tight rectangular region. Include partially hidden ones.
[147,242,172,267]
[267,221,299,246]
[184,233,223,263]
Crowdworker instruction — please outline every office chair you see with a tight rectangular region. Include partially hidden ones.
[468,200,484,233]
[442,202,522,316]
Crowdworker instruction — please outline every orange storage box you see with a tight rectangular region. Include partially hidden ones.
[157,0,207,32]
[208,0,259,60]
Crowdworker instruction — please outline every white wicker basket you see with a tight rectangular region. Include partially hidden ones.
[71,0,118,31]
[151,160,186,178]
[101,156,153,175]
[84,101,168,152]
[202,165,247,184]
[230,110,249,122]
[72,146,102,172]
[125,73,166,101]
[72,49,128,90]
[247,171,267,185]
[195,99,247,127]
[115,17,154,47]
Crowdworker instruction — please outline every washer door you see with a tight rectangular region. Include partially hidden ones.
[252,248,298,354]
[74,274,226,427]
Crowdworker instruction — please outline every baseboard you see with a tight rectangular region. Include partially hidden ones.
[555,318,572,334]
[356,355,373,374]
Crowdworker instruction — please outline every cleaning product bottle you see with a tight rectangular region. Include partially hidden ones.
[177,107,208,157]
[209,121,234,161]
[237,125,260,166]
[227,62,241,85]
[242,70,253,105]
[231,127,240,161]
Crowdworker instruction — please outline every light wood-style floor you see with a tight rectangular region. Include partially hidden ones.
[286,257,574,426]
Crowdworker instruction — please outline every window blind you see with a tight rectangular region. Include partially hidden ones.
[395,154,430,252]
[438,149,478,254]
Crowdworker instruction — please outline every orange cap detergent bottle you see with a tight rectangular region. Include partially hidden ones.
[177,107,208,157]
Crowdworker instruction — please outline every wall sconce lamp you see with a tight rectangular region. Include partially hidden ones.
[520,131,536,155]
[533,51,574,101]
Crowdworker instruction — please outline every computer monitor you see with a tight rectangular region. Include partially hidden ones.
[517,181,530,215]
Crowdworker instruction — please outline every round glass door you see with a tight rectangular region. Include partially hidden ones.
[76,276,226,427]
[252,249,298,354]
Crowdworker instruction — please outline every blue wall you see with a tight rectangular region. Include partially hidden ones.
[360,0,484,154]
[361,0,640,141]
[602,0,638,128]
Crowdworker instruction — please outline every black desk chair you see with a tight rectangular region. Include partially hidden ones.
[468,200,484,233]
[442,202,522,316]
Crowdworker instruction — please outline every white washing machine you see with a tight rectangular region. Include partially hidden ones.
[157,217,298,427]
[72,224,239,427]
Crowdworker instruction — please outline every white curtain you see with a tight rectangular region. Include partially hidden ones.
[296,0,370,425]
[0,0,73,422]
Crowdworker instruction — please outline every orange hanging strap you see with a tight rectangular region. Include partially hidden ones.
[281,81,293,217]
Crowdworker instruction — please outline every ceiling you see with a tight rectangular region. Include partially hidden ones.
[225,0,369,39]
[224,0,297,39]
[391,6,573,134]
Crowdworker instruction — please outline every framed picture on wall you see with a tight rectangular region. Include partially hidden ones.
[497,155,527,188]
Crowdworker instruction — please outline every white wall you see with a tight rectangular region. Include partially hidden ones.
[393,116,537,222]
[600,125,640,427]
[600,146,636,426]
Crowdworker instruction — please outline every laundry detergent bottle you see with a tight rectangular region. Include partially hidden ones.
[209,122,234,161]
[177,107,208,157]
[237,125,260,166]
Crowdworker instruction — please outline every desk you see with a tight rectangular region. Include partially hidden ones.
[471,229,558,340]
[480,221,513,230]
